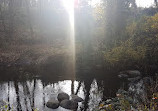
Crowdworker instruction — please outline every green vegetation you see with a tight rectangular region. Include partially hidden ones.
[0,101,39,111]
[103,13,158,69]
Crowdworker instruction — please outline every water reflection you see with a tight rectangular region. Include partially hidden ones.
[88,80,103,110]
[0,79,109,111]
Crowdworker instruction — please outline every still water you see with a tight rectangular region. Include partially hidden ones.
[0,67,121,111]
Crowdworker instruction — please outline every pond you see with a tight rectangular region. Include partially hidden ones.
[0,66,121,111]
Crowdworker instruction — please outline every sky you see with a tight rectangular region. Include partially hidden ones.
[136,0,154,7]
[90,0,154,7]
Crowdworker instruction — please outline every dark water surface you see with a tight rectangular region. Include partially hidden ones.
[0,66,121,111]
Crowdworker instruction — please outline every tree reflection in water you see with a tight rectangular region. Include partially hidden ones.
[0,79,106,111]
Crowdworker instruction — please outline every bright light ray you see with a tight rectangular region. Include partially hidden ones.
[62,0,75,27]
[62,0,76,77]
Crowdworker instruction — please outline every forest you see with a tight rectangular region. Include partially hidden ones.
[0,0,158,72]
[0,0,158,111]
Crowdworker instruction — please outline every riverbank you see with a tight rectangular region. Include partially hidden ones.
[0,42,70,66]
[94,75,158,111]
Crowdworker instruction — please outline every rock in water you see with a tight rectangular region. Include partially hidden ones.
[127,70,141,76]
[60,100,78,110]
[71,95,83,102]
[119,70,141,78]
[57,92,69,102]
[128,76,141,82]
[46,99,59,109]
[118,74,128,78]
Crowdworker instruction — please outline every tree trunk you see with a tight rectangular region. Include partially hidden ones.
[155,0,157,6]
[8,0,14,39]
[24,0,34,38]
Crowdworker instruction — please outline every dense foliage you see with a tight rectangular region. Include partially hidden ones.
[88,0,158,71]
[104,13,158,69]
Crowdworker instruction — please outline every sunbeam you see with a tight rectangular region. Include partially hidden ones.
[62,0,76,78]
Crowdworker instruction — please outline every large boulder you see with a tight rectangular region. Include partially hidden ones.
[71,95,83,102]
[57,92,69,102]
[46,99,59,109]
[60,100,78,110]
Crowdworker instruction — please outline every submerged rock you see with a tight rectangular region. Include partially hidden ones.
[60,100,78,110]
[57,92,69,102]
[71,95,84,102]
[46,99,59,109]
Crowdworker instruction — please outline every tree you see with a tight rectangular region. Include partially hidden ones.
[155,0,157,6]
[104,13,158,69]
[103,0,137,44]
[24,0,34,38]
